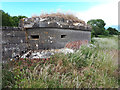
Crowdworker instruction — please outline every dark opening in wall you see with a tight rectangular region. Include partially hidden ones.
[31,35,39,40]
[61,35,66,38]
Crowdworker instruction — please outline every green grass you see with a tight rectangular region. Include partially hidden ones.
[2,35,119,88]
[91,35,118,49]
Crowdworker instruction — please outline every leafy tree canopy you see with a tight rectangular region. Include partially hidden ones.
[0,10,27,27]
[12,15,27,27]
[107,27,119,35]
[0,10,13,26]
[87,19,107,37]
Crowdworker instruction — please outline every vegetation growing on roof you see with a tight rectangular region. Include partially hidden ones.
[37,12,85,24]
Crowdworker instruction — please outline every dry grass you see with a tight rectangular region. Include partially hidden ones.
[32,12,85,24]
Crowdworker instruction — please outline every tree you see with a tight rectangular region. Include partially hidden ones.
[0,10,13,26]
[87,19,106,37]
[12,15,27,27]
[107,27,119,35]
[1,10,27,27]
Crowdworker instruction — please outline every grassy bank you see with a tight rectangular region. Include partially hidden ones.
[2,35,119,88]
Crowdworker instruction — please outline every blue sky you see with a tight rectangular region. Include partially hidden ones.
[1,2,101,17]
[1,1,119,30]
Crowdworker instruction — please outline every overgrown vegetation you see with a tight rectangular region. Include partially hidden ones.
[2,35,119,88]
[38,12,85,24]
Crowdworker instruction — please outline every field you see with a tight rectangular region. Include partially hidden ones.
[2,35,119,88]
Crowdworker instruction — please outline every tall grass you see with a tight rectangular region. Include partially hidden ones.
[2,35,119,88]
[91,35,118,49]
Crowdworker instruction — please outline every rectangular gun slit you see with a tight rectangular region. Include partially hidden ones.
[61,35,66,38]
[31,35,39,40]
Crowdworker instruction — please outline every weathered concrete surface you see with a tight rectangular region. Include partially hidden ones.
[19,15,91,31]
[26,28,91,50]
[2,28,28,62]
[2,27,91,62]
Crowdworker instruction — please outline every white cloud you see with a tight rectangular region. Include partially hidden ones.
[75,0,119,27]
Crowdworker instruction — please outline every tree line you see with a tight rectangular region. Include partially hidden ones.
[87,19,119,37]
[1,10,119,36]
[0,10,27,27]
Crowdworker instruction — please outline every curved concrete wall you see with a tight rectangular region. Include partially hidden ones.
[26,28,91,50]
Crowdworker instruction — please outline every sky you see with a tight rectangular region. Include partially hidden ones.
[0,0,119,30]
